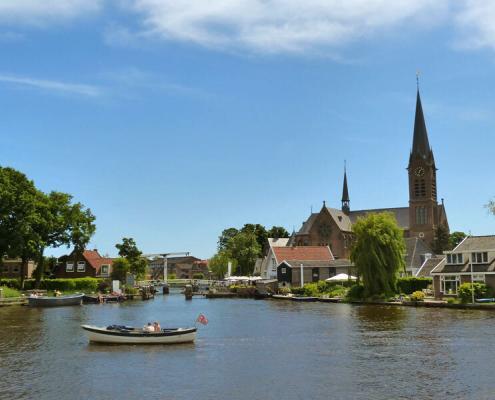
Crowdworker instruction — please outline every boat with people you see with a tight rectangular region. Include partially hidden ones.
[81,324,197,344]
[28,293,84,307]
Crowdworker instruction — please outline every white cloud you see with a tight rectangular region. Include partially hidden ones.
[0,0,101,25]
[0,73,103,97]
[128,0,449,54]
[454,1,495,50]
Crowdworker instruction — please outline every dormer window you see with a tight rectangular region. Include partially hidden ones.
[446,253,463,264]
[471,252,488,264]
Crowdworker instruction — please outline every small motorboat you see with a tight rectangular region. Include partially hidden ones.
[28,293,84,307]
[81,325,197,344]
[272,294,293,300]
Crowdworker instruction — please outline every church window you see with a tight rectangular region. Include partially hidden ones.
[415,207,428,225]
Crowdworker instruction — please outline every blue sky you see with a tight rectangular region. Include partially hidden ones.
[1,1,495,258]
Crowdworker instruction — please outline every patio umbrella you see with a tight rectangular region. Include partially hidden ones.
[325,273,357,282]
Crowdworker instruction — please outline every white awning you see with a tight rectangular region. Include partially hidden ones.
[326,273,357,282]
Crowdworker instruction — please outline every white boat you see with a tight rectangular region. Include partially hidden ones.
[28,293,84,307]
[81,324,197,344]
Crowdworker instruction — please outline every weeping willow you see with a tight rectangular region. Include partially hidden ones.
[350,213,406,297]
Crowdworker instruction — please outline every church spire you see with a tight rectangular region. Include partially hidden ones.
[341,161,350,215]
[410,89,432,162]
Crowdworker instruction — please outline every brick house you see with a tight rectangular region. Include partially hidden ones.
[54,250,113,279]
[431,236,495,298]
[176,260,209,279]
[1,258,36,279]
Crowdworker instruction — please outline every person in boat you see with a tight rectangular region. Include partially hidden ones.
[143,322,154,332]
[153,321,161,332]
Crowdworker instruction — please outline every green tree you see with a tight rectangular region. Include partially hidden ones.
[111,257,130,283]
[217,228,239,251]
[209,250,237,279]
[350,213,406,297]
[486,199,495,215]
[115,238,146,279]
[240,224,268,252]
[432,224,450,254]
[227,231,261,275]
[267,226,290,239]
[449,231,467,250]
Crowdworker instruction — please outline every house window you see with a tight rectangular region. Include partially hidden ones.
[281,267,286,274]
[328,267,336,277]
[66,262,74,272]
[77,261,85,272]
[415,206,427,225]
[100,265,109,276]
[3,265,9,273]
[472,274,485,283]
[441,275,460,294]
[12,266,19,273]
[471,252,488,264]
[447,253,463,264]
[312,268,319,282]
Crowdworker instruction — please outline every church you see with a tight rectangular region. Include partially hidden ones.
[291,88,449,264]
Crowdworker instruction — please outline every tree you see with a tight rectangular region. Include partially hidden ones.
[226,231,261,275]
[209,250,237,279]
[111,257,130,283]
[432,224,450,254]
[217,228,239,251]
[350,213,406,297]
[267,226,290,239]
[449,231,467,250]
[240,224,268,252]
[115,238,146,279]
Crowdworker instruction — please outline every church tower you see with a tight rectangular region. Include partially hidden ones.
[341,164,350,215]
[408,89,439,245]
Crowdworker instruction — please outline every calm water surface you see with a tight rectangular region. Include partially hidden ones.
[1,294,495,400]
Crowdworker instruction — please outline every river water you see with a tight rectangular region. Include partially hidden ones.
[1,294,495,400]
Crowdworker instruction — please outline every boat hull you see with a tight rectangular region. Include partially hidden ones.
[28,294,84,307]
[82,325,197,344]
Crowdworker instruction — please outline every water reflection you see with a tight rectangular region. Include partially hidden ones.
[2,297,495,400]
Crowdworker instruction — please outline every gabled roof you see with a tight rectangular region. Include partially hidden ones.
[326,208,353,232]
[273,246,334,264]
[83,250,113,273]
[349,207,410,230]
[298,213,319,235]
[268,238,290,247]
[405,237,433,269]
[449,235,495,252]
[280,258,354,268]
[415,256,445,277]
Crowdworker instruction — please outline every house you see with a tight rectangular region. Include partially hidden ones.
[175,260,209,279]
[260,245,352,287]
[255,237,291,279]
[404,237,435,276]
[0,258,36,279]
[54,249,113,279]
[415,255,445,278]
[293,88,449,258]
[431,236,495,298]
[147,255,202,279]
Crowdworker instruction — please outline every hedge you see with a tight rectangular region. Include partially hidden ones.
[397,277,432,294]
[0,278,103,292]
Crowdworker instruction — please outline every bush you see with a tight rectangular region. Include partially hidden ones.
[168,273,176,280]
[397,277,432,294]
[192,273,204,279]
[291,286,305,295]
[410,291,425,301]
[446,298,456,304]
[123,284,139,295]
[41,278,102,293]
[302,283,320,297]
[0,286,21,298]
[346,284,365,301]
[458,282,491,303]
[326,285,348,298]
[278,287,291,295]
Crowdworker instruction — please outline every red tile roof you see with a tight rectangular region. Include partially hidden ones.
[272,246,334,263]
[83,250,113,273]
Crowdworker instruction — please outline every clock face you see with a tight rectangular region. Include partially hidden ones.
[414,166,425,177]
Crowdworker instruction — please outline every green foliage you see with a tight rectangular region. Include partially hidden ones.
[0,278,34,290]
[346,284,365,301]
[123,284,139,295]
[432,224,450,254]
[217,228,239,251]
[115,238,146,279]
[302,283,320,297]
[458,282,491,303]
[209,250,237,279]
[192,273,204,279]
[267,226,290,239]
[0,286,21,298]
[449,231,467,250]
[350,212,406,297]
[397,277,432,294]
[290,286,305,295]
[410,291,425,301]
[41,278,102,292]
[111,257,130,283]
[486,199,495,216]
[168,273,176,280]
[278,287,291,295]
[226,231,261,275]
[446,297,457,304]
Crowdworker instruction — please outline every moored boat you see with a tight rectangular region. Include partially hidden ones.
[81,324,197,344]
[272,294,293,300]
[291,296,318,302]
[28,293,84,307]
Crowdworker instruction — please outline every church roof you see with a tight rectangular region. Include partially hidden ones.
[410,90,434,163]
[349,207,410,230]
[404,237,432,269]
[342,169,350,202]
[298,213,319,235]
[326,208,353,232]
